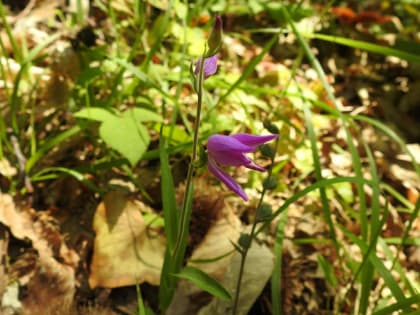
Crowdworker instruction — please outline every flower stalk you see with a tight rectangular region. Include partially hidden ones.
[172,46,206,257]
[231,136,279,315]
[160,15,222,311]
[174,15,222,256]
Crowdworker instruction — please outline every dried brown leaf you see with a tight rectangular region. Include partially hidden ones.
[89,191,165,288]
[0,193,78,314]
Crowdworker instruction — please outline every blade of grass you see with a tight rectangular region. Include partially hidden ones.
[378,238,418,295]
[30,166,102,196]
[299,79,341,261]
[268,176,365,221]
[381,183,416,212]
[353,115,420,176]
[159,135,178,252]
[271,209,288,315]
[317,254,338,288]
[282,7,374,312]
[9,33,61,132]
[308,33,420,64]
[0,2,21,62]
[135,284,146,315]
[26,125,81,172]
[141,0,173,71]
[357,140,382,314]
[372,295,420,315]
[217,34,279,105]
[339,225,409,309]
[174,266,231,301]
[158,180,194,311]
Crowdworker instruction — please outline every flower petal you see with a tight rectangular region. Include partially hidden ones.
[208,159,248,201]
[231,133,278,147]
[244,161,266,172]
[210,151,251,167]
[208,134,255,154]
[194,55,219,78]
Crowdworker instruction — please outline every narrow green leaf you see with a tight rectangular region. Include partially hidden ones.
[270,176,364,221]
[174,266,231,301]
[317,254,338,287]
[301,82,340,262]
[158,134,181,311]
[29,166,101,195]
[217,34,278,105]
[372,295,420,315]
[378,238,417,296]
[159,250,176,311]
[309,33,420,64]
[159,137,178,251]
[339,226,408,308]
[272,209,288,315]
[26,126,81,172]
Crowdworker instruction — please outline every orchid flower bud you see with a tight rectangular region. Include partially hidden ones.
[206,14,223,57]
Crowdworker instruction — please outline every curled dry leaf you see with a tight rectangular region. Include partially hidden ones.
[89,191,166,288]
[0,193,78,314]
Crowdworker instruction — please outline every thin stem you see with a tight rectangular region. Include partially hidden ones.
[232,137,279,315]
[172,49,206,261]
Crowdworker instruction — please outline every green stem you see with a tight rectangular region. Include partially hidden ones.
[172,49,206,268]
[232,137,279,315]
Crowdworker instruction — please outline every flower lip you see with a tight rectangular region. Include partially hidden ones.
[208,156,248,201]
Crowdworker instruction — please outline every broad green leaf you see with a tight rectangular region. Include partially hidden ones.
[99,114,150,166]
[174,266,231,301]
[74,107,116,122]
[75,107,161,165]
[128,108,163,123]
[159,125,189,143]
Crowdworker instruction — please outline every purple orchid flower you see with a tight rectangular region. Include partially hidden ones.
[194,54,219,79]
[207,133,278,201]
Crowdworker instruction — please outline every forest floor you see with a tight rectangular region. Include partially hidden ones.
[0,1,419,315]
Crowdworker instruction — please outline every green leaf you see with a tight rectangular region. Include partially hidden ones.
[372,295,420,315]
[174,266,231,301]
[309,33,420,64]
[339,225,408,307]
[99,114,150,166]
[317,254,338,287]
[75,108,161,165]
[74,107,117,122]
[26,126,81,172]
[129,108,163,123]
[159,137,178,251]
